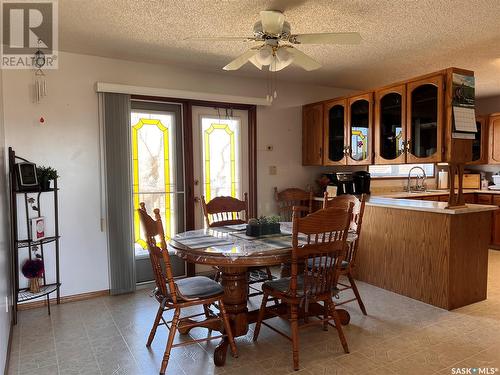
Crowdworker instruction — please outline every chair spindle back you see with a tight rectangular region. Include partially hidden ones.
[201,193,249,227]
[290,204,354,299]
[137,202,178,304]
[323,193,366,265]
[274,187,313,221]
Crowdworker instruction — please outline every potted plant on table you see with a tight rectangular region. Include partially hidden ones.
[246,215,281,237]
[36,166,58,191]
[21,256,44,293]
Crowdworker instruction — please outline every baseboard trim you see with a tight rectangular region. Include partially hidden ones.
[17,289,110,311]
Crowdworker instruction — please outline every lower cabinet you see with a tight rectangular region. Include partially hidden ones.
[407,193,500,247]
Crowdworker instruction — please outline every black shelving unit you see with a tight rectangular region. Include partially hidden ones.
[9,147,61,324]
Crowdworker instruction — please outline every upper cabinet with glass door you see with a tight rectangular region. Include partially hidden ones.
[375,85,406,164]
[323,99,347,165]
[406,75,444,163]
[347,93,373,165]
[468,115,488,164]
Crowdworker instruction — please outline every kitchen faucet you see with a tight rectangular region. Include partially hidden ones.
[407,166,427,193]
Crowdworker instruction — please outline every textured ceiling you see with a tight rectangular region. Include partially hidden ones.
[59,0,500,97]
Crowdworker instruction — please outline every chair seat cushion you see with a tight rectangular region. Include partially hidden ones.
[171,276,224,300]
[307,257,349,269]
[263,276,340,297]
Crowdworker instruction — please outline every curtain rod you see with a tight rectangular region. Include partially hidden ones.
[96,82,270,106]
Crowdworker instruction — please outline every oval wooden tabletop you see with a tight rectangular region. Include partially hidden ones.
[168,223,357,267]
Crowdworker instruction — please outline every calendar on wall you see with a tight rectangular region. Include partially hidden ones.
[451,73,477,139]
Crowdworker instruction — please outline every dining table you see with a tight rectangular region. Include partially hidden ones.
[168,222,356,366]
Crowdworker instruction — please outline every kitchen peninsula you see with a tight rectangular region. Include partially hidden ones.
[352,196,497,310]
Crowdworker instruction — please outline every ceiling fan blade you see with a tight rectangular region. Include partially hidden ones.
[184,36,255,42]
[287,47,321,71]
[269,58,293,72]
[223,49,258,70]
[248,55,263,70]
[260,10,285,35]
[291,32,362,45]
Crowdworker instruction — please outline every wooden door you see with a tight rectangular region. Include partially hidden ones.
[323,98,348,165]
[375,85,406,164]
[347,93,373,165]
[488,114,500,164]
[468,115,488,165]
[302,103,324,166]
[406,75,444,163]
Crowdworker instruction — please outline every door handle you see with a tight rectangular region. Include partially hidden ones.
[194,197,200,203]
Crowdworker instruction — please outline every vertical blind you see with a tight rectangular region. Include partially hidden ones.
[100,93,136,295]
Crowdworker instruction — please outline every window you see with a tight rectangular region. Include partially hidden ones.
[201,117,241,202]
[131,110,177,255]
[368,163,435,178]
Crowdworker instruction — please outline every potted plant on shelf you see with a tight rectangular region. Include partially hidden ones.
[21,256,44,293]
[36,166,58,191]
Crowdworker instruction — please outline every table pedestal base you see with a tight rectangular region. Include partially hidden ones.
[211,267,351,366]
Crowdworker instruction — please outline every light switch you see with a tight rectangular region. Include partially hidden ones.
[269,166,277,175]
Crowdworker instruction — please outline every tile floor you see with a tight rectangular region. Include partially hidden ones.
[7,250,500,375]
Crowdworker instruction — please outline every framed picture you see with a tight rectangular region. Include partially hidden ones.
[16,162,38,189]
[31,217,46,241]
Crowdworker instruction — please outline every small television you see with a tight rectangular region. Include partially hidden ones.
[16,162,38,190]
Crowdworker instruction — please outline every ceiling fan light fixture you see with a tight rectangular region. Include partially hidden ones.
[255,45,274,65]
[276,47,293,65]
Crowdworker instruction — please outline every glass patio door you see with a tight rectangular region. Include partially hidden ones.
[191,106,249,230]
[130,101,186,282]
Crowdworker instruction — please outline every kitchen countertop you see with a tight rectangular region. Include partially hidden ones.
[379,189,500,198]
[365,196,497,214]
[313,191,499,215]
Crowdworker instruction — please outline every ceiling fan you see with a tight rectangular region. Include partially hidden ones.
[185,10,362,72]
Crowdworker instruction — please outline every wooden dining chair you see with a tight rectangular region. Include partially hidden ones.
[201,193,249,227]
[138,203,238,375]
[253,205,354,371]
[323,193,367,315]
[201,193,274,296]
[274,187,313,221]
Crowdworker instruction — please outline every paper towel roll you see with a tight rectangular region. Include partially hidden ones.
[438,171,449,189]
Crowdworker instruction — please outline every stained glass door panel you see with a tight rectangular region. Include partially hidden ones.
[192,107,249,231]
[202,119,240,202]
[131,111,176,255]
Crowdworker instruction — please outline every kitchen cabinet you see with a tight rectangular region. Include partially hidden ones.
[302,103,324,166]
[476,194,492,205]
[303,68,472,166]
[322,94,373,166]
[347,93,373,165]
[469,115,488,165]
[491,195,500,247]
[375,85,406,164]
[406,75,444,163]
[463,194,475,204]
[488,113,500,164]
[323,99,347,165]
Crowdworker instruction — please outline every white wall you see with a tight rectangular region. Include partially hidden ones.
[0,69,12,373]
[2,52,352,296]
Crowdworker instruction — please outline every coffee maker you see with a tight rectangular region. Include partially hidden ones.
[353,171,371,195]
[323,171,371,196]
[335,172,355,195]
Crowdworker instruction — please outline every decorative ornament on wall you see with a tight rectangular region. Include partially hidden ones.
[33,45,48,103]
